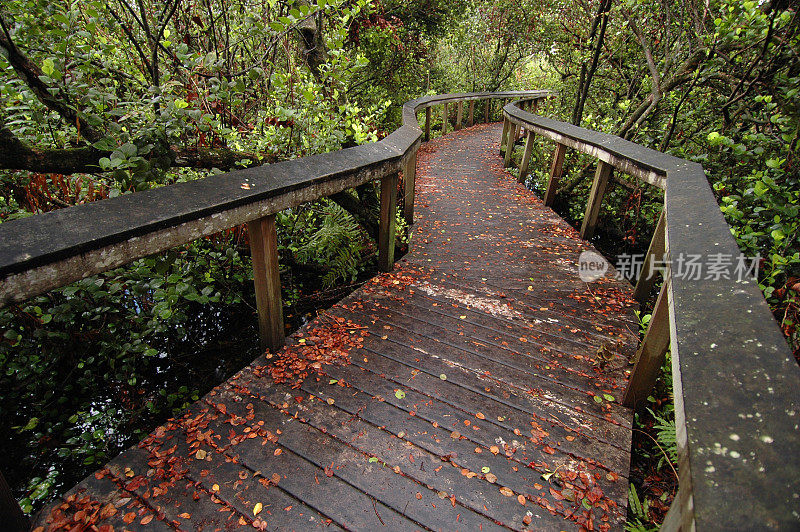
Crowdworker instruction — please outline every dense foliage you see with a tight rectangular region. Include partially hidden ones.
[0,0,796,526]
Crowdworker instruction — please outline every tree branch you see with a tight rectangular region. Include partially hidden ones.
[0,15,103,143]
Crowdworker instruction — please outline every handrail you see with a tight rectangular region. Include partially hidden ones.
[0,90,548,316]
[502,102,800,530]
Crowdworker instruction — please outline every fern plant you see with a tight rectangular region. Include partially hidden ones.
[293,199,368,288]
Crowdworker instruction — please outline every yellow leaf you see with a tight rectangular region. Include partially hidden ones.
[253,502,263,516]
[212,484,219,492]
[196,449,207,460]
[500,487,514,497]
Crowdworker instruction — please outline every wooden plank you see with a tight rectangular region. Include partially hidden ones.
[442,102,448,135]
[580,160,613,239]
[504,123,519,167]
[484,99,490,122]
[468,100,475,126]
[518,131,535,183]
[500,117,511,154]
[402,151,417,224]
[216,386,511,531]
[247,214,284,352]
[633,209,666,304]
[543,142,567,206]
[623,281,671,408]
[455,100,463,130]
[424,106,431,141]
[377,172,397,272]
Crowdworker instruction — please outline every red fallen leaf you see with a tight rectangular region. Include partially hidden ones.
[550,487,565,500]
[123,512,136,524]
[178,512,192,519]
[324,463,335,477]
[542,445,555,454]
[141,515,154,525]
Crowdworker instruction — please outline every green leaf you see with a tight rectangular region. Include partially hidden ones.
[603,394,615,402]
[481,466,490,474]
[22,417,39,431]
[394,389,406,399]
[593,395,603,403]
[329,379,338,385]
[42,58,54,77]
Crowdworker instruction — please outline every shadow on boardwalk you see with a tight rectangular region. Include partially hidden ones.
[34,123,637,532]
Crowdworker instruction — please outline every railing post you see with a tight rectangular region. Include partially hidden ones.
[518,132,535,183]
[543,143,567,206]
[500,116,511,154]
[504,122,519,167]
[378,172,398,272]
[623,280,671,408]
[442,103,448,135]
[1,471,28,532]
[484,99,490,123]
[455,101,463,130]
[468,100,475,127]
[247,214,284,353]
[633,210,666,304]
[403,151,417,224]
[424,107,431,141]
[580,160,613,239]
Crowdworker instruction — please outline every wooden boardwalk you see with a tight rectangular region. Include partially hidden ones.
[34,123,638,531]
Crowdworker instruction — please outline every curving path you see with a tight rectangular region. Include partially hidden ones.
[34,123,637,531]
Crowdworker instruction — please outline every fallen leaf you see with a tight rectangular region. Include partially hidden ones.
[499,487,514,497]
[523,515,532,525]
[212,484,220,492]
[141,515,154,525]
[253,503,263,516]
[196,449,207,460]
[178,512,191,519]
[517,494,526,505]
[489,445,500,455]
[475,412,485,419]
[274,448,283,456]
[485,473,497,483]
[395,390,406,399]
[123,512,136,524]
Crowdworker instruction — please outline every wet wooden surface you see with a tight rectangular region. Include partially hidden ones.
[34,123,638,531]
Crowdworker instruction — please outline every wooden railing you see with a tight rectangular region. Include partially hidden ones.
[501,102,800,530]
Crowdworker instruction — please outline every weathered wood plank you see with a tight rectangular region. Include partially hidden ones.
[544,142,567,206]
[455,100,464,130]
[402,151,417,224]
[468,100,475,126]
[580,160,613,239]
[378,172,398,272]
[623,281,670,408]
[633,209,665,304]
[518,131,535,183]
[248,214,285,352]
[424,106,431,141]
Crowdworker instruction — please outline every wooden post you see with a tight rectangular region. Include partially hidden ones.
[248,214,285,353]
[442,103,448,135]
[484,99,490,123]
[633,210,666,304]
[424,107,431,141]
[518,133,535,183]
[580,160,613,239]
[378,173,398,272]
[623,281,671,408]
[468,100,475,127]
[500,117,511,154]
[1,471,28,532]
[455,101,463,130]
[543,143,567,206]
[532,99,539,114]
[504,123,519,167]
[403,151,417,224]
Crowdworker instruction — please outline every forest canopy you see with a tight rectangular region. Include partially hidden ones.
[0,0,797,526]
